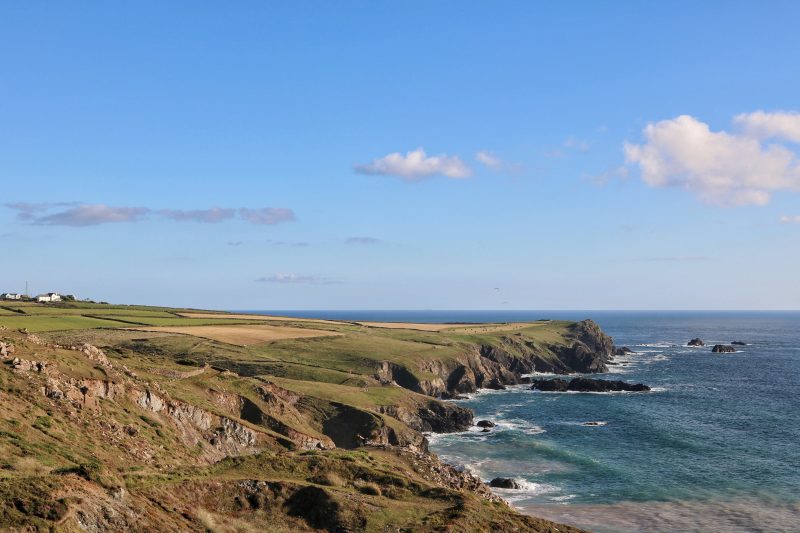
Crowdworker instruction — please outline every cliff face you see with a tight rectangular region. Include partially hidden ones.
[378,319,616,399]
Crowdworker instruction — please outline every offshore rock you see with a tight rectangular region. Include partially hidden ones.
[712,344,736,353]
[488,478,521,489]
[532,377,650,392]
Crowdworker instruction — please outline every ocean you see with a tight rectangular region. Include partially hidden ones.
[242,310,800,532]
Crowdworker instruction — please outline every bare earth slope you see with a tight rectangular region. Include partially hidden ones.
[0,303,612,531]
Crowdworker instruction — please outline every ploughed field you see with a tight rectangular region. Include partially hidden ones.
[0,302,600,531]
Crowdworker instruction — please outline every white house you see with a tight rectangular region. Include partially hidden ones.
[36,292,62,303]
[1,293,22,300]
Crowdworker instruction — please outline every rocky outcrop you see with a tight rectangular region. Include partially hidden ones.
[0,341,14,358]
[532,377,650,392]
[488,478,521,489]
[476,420,495,428]
[688,338,705,346]
[712,344,736,353]
[615,346,634,355]
[376,319,617,399]
[135,388,262,461]
[731,341,746,346]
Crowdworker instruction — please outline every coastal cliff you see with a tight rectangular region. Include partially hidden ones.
[0,304,599,531]
[376,319,616,399]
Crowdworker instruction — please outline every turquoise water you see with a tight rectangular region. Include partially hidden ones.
[244,311,800,531]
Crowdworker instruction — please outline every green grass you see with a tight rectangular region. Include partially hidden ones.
[5,306,179,317]
[0,315,132,332]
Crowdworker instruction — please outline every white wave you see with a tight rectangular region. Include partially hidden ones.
[491,479,563,503]
[493,418,546,435]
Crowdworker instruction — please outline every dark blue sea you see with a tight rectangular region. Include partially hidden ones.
[241,311,800,532]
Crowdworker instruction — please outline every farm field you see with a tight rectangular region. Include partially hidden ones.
[0,314,131,332]
[126,323,343,346]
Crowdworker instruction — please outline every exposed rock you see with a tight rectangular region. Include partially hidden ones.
[614,346,634,355]
[532,377,650,392]
[688,338,705,346]
[731,341,746,346]
[476,420,495,428]
[712,344,736,353]
[581,421,607,427]
[530,378,569,392]
[488,477,521,489]
[0,341,14,358]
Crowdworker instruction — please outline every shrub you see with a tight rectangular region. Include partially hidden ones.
[358,482,381,496]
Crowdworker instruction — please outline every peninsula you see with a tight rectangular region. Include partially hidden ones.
[0,301,617,531]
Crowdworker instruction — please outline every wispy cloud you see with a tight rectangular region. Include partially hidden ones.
[780,215,800,224]
[268,240,310,247]
[475,150,522,173]
[5,203,296,227]
[255,273,339,284]
[564,136,591,152]
[355,148,472,182]
[159,208,237,223]
[239,207,296,225]
[32,204,150,226]
[227,241,244,246]
[547,137,592,157]
[624,113,800,206]
[345,236,381,245]
[475,150,503,170]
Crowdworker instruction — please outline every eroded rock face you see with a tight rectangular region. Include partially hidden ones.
[532,377,650,392]
[712,344,736,353]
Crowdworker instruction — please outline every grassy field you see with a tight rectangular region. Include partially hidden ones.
[127,324,343,346]
[0,314,132,332]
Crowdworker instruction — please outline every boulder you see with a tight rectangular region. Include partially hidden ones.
[731,341,746,346]
[488,478,521,489]
[688,338,705,346]
[614,346,635,355]
[532,377,649,392]
[712,344,736,353]
[481,428,491,433]
[476,420,495,428]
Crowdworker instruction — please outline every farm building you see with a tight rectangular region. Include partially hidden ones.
[1,293,23,300]
[36,292,62,303]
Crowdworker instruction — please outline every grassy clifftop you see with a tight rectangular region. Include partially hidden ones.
[0,303,605,531]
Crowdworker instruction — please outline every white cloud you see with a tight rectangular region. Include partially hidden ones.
[475,150,522,174]
[255,273,338,284]
[475,150,503,170]
[624,114,800,206]
[780,215,800,224]
[734,111,800,143]
[355,148,472,182]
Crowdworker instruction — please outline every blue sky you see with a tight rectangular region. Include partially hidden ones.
[1,2,799,309]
